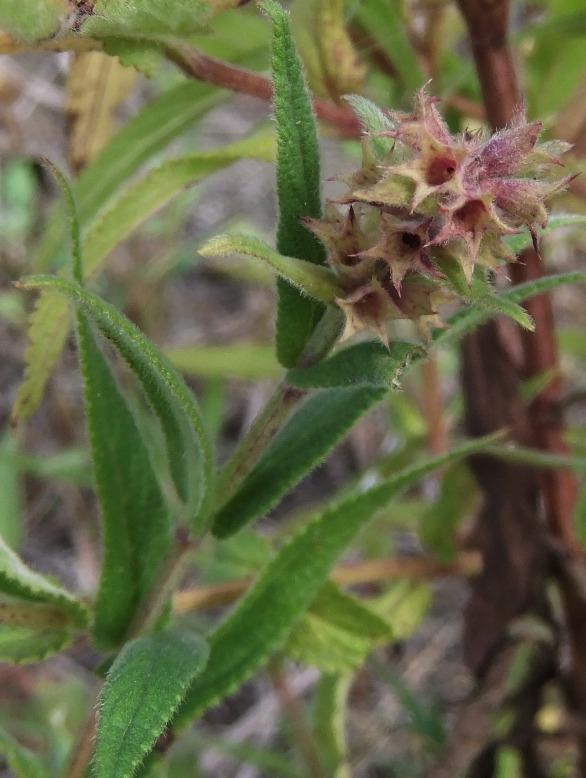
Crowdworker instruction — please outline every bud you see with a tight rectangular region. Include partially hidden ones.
[303,85,572,346]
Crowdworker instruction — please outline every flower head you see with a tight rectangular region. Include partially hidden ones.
[303,85,572,345]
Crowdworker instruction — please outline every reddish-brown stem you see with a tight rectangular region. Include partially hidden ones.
[456,0,586,771]
[457,0,519,128]
[510,250,580,551]
[421,356,447,456]
[164,43,362,139]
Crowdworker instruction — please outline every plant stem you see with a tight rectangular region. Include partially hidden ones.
[124,528,197,640]
[164,42,362,139]
[216,307,344,507]
[61,698,97,778]
[267,655,329,778]
[216,381,306,504]
[172,551,483,613]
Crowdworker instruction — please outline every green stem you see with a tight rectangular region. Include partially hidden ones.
[215,307,344,507]
[268,655,330,778]
[124,528,196,640]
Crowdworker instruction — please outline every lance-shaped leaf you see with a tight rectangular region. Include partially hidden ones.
[167,343,281,381]
[261,0,327,367]
[353,0,423,93]
[0,725,50,778]
[0,625,72,664]
[14,81,225,425]
[287,340,426,389]
[77,315,172,647]
[95,630,209,778]
[199,234,340,304]
[435,258,534,331]
[313,673,352,778]
[435,271,586,348]
[175,434,500,728]
[0,533,88,626]
[82,130,275,278]
[212,385,386,538]
[19,276,213,532]
[34,81,223,272]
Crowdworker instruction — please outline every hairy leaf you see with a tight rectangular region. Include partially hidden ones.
[83,131,275,277]
[16,81,225,423]
[437,259,534,331]
[199,234,340,304]
[175,434,499,727]
[287,340,426,388]
[78,316,171,646]
[95,630,209,778]
[261,0,327,367]
[212,385,386,537]
[167,343,282,381]
[435,271,586,347]
[0,533,88,626]
[19,277,213,532]
[34,81,223,272]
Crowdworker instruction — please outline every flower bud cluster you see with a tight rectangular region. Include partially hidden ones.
[302,86,572,345]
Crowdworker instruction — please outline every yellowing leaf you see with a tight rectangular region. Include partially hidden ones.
[291,0,365,101]
[67,51,136,172]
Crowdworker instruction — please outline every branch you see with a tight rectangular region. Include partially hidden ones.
[173,551,483,614]
[164,42,362,139]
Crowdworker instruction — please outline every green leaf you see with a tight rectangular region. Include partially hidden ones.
[343,94,395,160]
[19,277,213,533]
[212,385,386,538]
[313,674,352,778]
[261,0,327,367]
[434,271,586,348]
[17,81,226,424]
[436,259,534,330]
[0,724,50,778]
[11,290,71,424]
[175,433,500,728]
[167,343,282,381]
[485,443,586,470]
[419,462,477,562]
[283,582,392,673]
[369,580,432,641]
[0,0,67,42]
[352,0,424,93]
[95,630,209,778]
[504,213,586,254]
[369,656,445,746]
[287,340,426,388]
[82,130,275,278]
[34,81,223,272]
[0,433,23,550]
[495,746,522,778]
[199,234,340,304]
[0,533,88,626]
[77,316,171,647]
[84,0,211,39]
[0,626,72,664]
